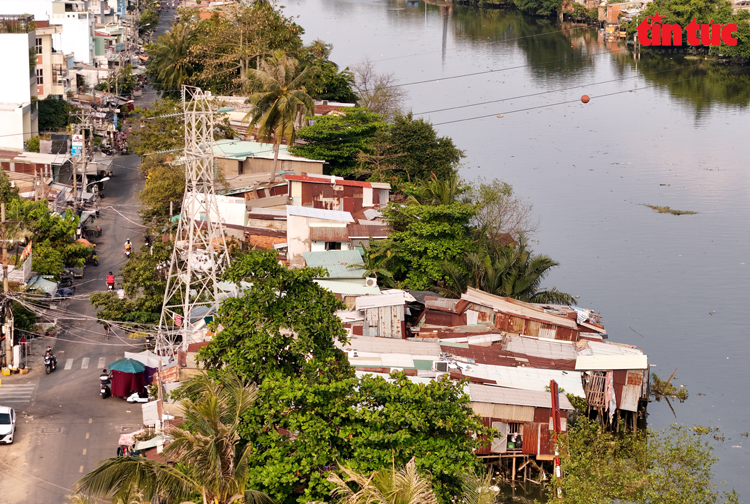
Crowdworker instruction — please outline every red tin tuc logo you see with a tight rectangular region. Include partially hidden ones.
[636,13,738,46]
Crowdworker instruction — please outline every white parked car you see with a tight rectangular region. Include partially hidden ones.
[0,406,16,444]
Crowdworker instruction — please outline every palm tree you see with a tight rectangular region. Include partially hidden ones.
[73,372,272,504]
[245,53,316,180]
[435,235,576,305]
[326,458,438,504]
[147,23,195,97]
[353,244,397,288]
[405,172,467,206]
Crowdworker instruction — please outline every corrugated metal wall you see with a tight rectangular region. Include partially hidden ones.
[363,305,405,338]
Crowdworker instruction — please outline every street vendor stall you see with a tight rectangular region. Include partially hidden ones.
[109,358,146,398]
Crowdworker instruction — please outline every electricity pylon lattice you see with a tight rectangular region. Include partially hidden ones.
[157,86,230,354]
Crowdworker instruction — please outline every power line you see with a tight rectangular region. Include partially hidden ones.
[416,62,702,116]
[432,75,700,126]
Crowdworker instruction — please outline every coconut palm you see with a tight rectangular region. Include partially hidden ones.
[72,372,271,504]
[147,23,195,97]
[326,458,438,504]
[435,235,576,305]
[244,53,316,180]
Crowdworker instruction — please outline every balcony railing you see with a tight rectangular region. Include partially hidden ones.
[0,15,35,34]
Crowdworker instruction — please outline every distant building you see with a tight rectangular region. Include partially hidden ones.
[2,0,96,64]
[0,15,39,151]
[213,139,325,178]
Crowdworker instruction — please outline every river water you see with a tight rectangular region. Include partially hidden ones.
[288,0,750,496]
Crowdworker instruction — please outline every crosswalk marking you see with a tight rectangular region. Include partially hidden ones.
[81,357,90,370]
[98,357,106,369]
[0,383,37,403]
[64,359,73,370]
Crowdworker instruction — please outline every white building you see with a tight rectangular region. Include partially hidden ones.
[2,0,96,64]
[0,16,39,152]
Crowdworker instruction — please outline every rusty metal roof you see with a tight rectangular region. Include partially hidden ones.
[468,383,574,410]
[346,224,392,238]
[310,226,349,242]
[424,297,460,312]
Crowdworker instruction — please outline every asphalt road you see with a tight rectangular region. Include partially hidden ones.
[0,8,177,503]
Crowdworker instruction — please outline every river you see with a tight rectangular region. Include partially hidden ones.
[288,0,750,496]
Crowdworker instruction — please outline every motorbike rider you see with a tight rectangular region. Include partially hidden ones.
[100,368,111,384]
[45,347,57,370]
[106,271,115,290]
[125,239,132,256]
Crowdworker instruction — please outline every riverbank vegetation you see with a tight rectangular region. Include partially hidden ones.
[76,250,740,504]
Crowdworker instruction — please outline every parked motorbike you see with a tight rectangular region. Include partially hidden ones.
[59,275,74,288]
[100,372,111,399]
[44,354,56,374]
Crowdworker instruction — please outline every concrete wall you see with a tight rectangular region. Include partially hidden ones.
[0,32,36,104]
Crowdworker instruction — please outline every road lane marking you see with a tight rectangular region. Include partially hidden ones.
[81,357,90,370]
[85,432,89,439]
[82,449,87,455]
[89,418,92,424]
[98,357,106,368]
[64,359,73,370]
[0,384,37,403]
[79,466,84,473]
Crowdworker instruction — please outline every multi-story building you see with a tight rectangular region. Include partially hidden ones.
[0,15,39,152]
[2,0,96,64]
[34,21,74,99]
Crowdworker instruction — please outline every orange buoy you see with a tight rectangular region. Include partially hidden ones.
[581,95,590,104]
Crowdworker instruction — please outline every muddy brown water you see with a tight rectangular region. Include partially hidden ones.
[290,0,750,496]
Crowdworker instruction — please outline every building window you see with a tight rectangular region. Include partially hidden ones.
[36,68,44,85]
[35,37,43,55]
[326,242,342,251]
[508,422,521,434]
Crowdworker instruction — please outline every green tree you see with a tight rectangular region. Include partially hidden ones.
[139,162,186,225]
[373,201,477,290]
[245,54,316,180]
[327,458,438,504]
[89,241,172,325]
[146,23,195,97]
[0,170,19,204]
[628,0,750,58]
[551,420,741,504]
[198,249,351,383]
[377,112,464,182]
[437,235,575,304]
[188,2,305,94]
[290,109,387,176]
[74,372,274,504]
[26,136,40,153]
[130,98,185,158]
[30,241,65,277]
[38,96,75,132]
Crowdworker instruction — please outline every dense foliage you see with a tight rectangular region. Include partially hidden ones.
[291,111,463,182]
[37,96,75,132]
[198,250,489,504]
[89,241,172,325]
[629,0,750,58]
[290,109,387,176]
[552,419,741,504]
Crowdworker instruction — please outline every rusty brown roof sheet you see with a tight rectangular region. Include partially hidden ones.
[310,226,349,242]
[347,224,392,238]
[424,297,460,313]
[443,344,577,371]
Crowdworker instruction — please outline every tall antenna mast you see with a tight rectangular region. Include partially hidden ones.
[157,86,230,354]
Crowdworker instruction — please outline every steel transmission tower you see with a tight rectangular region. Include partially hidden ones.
[157,86,230,354]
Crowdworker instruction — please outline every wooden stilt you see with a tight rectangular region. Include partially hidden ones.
[512,456,517,482]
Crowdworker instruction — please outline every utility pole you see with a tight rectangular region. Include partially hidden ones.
[1,204,19,369]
